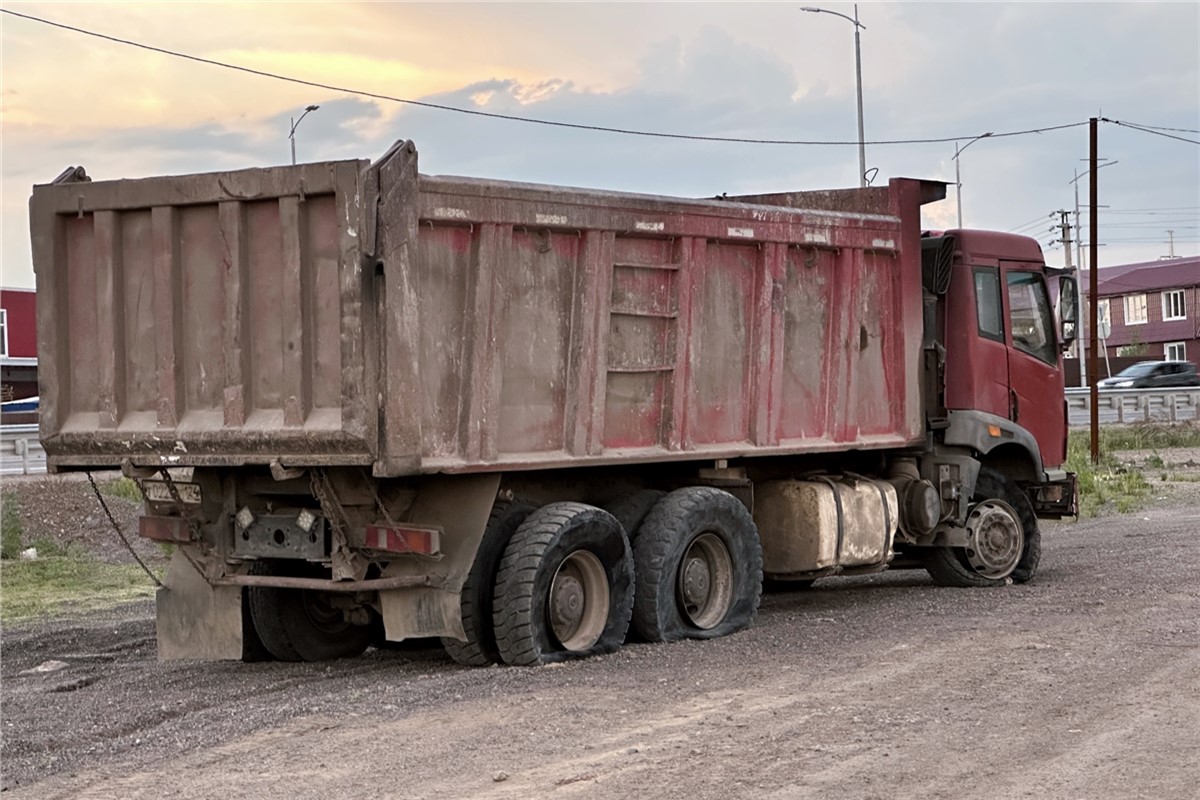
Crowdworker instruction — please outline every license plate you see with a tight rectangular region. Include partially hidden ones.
[142,480,202,505]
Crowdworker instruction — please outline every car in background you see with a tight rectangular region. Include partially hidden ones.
[1096,361,1200,389]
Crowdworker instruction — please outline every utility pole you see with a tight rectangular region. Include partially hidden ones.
[1089,117,1100,465]
[1057,210,1073,270]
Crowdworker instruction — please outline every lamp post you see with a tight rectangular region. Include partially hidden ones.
[952,132,993,229]
[1069,159,1117,272]
[289,104,320,165]
[801,5,867,187]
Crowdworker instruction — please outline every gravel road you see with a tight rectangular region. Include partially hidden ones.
[3,487,1199,799]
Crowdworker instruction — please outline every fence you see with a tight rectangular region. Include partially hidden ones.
[1066,387,1200,427]
[1,424,45,476]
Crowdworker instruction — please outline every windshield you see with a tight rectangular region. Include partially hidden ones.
[1117,363,1159,378]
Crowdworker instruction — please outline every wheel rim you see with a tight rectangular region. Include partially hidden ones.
[963,499,1024,579]
[549,550,610,651]
[676,532,734,630]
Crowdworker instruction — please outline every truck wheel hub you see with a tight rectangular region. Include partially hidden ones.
[964,500,1023,579]
[682,558,711,605]
[549,550,609,651]
[676,533,735,630]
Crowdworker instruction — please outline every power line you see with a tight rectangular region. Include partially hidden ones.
[1101,118,1200,145]
[1,7,1090,147]
[1082,208,1200,215]
[1097,222,1198,228]
[1116,120,1200,135]
[1008,213,1055,233]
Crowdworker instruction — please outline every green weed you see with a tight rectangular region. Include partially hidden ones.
[100,477,144,504]
[1067,432,1150,517]
[1097,422,1200,452]
[0,556,160,622]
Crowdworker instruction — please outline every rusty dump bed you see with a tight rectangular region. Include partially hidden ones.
[32,141,931,477]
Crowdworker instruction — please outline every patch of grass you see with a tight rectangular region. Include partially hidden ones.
[1164,472,1200,483]
[1067,432,1150,517]
[0,556,160,622]
[1146,451,1165,469]
[100,477,144,504]
[1,492,24,560]
[1098,422,1200,452]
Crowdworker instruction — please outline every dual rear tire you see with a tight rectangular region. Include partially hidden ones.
[492,503,634,665]
[483,488,763,666]
[247,561,373,662]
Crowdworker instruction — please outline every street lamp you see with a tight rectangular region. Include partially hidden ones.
[801,5,867,187]
[1069,159,1117,271]
[289,104,320,165]
[953,132,993,229]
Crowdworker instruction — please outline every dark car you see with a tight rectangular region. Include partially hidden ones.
[1096,360,1200,389]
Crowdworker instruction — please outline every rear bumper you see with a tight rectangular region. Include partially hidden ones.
[1023,472,1078,519]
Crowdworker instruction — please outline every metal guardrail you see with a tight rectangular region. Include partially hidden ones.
[1,424,46,476]
[1065,387,1200,427]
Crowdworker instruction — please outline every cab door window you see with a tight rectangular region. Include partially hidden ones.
[1006,271,1056,364]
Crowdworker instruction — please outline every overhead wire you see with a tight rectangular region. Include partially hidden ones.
[1,7,1090,147]
[1110,120,1200,135]
[1100,118,1200,145]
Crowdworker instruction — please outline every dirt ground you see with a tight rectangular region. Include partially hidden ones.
[2,467,1199,799]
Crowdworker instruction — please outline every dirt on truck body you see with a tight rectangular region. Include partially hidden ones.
[29,140,1079,667]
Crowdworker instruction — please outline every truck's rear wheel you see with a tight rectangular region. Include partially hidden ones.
[603,489,666,543]
[240,587,275,662]
[921,466,1041,587]
[632,487,762,642]
[492,503,634,666]
[248,561,373,662]
[441,499,536,667]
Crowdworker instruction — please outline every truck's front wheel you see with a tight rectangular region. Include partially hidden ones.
[492,503,634,666]
[921,466,1041,587]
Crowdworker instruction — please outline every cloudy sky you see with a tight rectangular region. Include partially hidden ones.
[2,1,1198,290]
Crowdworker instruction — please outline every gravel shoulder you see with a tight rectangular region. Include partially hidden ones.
[4,485,1199,799]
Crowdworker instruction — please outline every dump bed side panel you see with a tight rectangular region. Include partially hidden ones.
[32,160,376,469]
[400,170,926,473]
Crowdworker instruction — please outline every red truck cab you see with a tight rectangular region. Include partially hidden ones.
[932,229,1076,514]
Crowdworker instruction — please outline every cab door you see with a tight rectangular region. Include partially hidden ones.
[1003,268,1066,467]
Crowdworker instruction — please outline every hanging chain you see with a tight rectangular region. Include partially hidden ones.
[86,471,162,588]
[360,467,402,532]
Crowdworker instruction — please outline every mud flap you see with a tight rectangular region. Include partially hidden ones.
[379,587,465,641]
[156,550,242,660]
[378,472,500,642]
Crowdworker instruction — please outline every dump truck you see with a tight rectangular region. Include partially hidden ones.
[30,141,1078,664]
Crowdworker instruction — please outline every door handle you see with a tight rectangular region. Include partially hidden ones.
[1009,388,1019,423]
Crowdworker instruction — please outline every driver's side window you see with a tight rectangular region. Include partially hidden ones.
[1006,272,1057,364]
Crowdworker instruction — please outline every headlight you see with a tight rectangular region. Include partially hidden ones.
[1115,380,1134,388]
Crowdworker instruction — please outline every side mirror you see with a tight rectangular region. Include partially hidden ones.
[1058,275,1079,348]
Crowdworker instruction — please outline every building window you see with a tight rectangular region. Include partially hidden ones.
[0,308,7,357]
[1162,289,1186,321]
[1165,341,1186,361]
[1124,293,1148,325]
